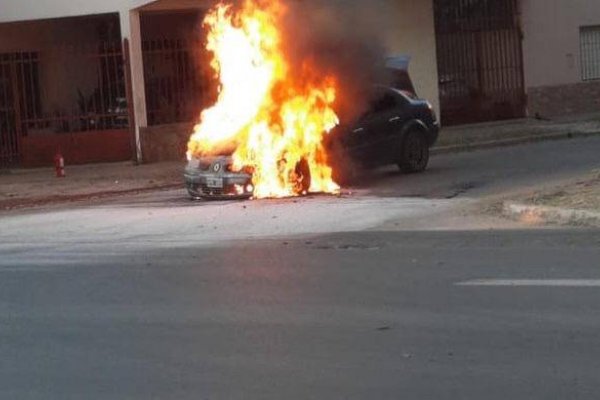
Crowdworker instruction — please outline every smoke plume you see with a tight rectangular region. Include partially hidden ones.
[279,0,392,122]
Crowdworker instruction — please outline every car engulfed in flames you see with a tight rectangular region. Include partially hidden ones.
[185,0,340,200]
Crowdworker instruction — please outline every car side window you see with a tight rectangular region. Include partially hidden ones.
[370,92,397,113]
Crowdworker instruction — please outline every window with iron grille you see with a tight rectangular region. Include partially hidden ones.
[0,52,41,166]
[0,52,42,131]
[581,26,600,81]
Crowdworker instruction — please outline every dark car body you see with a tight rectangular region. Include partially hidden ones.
[326,85,439,175]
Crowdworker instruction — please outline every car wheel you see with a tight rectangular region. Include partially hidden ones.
[295,158,312,194]
[186,186,202,200]
[399,129,429,173]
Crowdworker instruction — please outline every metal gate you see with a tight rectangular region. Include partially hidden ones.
[0,44,133,168]
[0,54,20,167]
[0,52,43,167]
[434,0,526,125]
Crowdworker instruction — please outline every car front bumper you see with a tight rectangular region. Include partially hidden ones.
[184,169,254,200]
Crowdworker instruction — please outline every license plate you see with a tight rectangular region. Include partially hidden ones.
[206,177,224,189]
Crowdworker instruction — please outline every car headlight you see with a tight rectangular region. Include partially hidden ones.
[234,184,245,195]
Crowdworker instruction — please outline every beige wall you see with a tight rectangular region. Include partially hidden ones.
[387,0,439,116]
[330,0,439,115]
[521,0,600,88]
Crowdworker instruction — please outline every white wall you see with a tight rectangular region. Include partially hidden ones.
[522,0,600,88]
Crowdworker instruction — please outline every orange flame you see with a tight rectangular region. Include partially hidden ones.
[187,0,340,198]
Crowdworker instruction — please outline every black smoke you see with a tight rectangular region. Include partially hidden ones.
[280,0,392,123]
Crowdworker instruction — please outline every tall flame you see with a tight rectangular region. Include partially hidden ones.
[187,0,340,198]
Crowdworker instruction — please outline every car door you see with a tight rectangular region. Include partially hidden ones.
[361,89,405,165]
[342,88,406,167]
[380,91,415,163]
[343,119,373,166]
[342,91,384,166]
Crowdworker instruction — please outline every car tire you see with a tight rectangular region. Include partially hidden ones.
[398,129,429,173]
[186,186,202,200]
[295,158,312,194]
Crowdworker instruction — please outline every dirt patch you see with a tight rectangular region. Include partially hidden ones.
[526,171,600,213]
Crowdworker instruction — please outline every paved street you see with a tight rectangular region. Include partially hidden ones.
[2,137,600,399]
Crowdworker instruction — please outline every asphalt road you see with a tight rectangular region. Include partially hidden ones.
[2,137,600,399]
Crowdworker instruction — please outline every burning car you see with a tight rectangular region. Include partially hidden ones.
[184,85,438,199]
[184,55,439,200]
[183,1,438,200]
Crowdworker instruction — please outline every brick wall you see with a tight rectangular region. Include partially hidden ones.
[139,122,194,163]
[527,81,600,118]
[22,129,132,168]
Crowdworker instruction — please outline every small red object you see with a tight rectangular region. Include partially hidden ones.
[54,152,65,178]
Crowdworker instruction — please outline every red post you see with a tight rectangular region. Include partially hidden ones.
[54,151,65,178]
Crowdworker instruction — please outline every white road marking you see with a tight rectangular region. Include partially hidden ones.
[457,279,600,287]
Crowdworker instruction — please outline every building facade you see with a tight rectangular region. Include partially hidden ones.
[0,0,439,167]
[521,0,600,117]
[433,0,600,125]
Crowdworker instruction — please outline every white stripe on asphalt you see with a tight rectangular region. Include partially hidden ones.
[456,279,600,287]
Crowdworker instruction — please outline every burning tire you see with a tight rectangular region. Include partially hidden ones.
[399,130,429,173]
[294,158,312,194]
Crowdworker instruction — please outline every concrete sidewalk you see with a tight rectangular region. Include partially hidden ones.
[434,112,600,153]
[0,161,183,210]
[1,113,600,210]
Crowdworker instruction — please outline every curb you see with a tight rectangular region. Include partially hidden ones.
[432,130,600,155]
[503,201,600,228]
[0,183,181,211]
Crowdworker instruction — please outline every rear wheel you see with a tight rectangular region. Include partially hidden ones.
[398,130,429,173]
